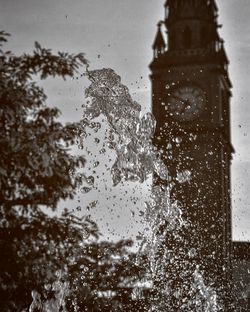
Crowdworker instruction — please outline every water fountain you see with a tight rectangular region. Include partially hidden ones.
[29,68,220,311]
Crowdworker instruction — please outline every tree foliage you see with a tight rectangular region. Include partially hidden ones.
[0,206,142,311]
[0,208,98,311]
[0,32,144,311]
[0,31,88,209]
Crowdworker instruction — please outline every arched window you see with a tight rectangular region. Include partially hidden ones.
[183,26,191,48]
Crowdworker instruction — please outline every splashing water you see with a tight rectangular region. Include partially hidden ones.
[29,271,69,312]
[84,68,169,186]
[29,68,220,311]
[82,68,220,311]
[140,184,220,311]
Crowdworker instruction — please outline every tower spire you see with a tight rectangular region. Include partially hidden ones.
[152,22,166,59]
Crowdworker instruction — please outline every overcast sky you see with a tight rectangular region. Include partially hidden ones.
[1,0,250,242]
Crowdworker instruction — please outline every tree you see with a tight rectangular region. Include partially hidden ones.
[0,32,144,312]
[0,29,88,310]
[0,31,87,210]
[1,205,143,312]
[0,208,99,311]
[65,238,144,312]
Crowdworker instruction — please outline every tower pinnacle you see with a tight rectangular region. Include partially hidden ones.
[152,22,166,59]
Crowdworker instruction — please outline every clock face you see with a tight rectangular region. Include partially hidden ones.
[166,85,206,121]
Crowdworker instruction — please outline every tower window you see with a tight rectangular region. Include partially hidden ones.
[183,26,191,48]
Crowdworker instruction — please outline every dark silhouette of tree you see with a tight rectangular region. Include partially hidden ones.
[65,239,144,312]
[0,32,144,311]
[0,31,88,210]
[0,208,99,311]
[1,205,142,311]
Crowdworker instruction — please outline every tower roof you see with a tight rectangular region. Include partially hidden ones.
[153,22,166,49]
[165,0,218,23]
[165,0,218,9]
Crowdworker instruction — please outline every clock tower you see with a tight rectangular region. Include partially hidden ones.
[150,0,233,307]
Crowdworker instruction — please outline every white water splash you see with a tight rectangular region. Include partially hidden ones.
[29,68,220,311]
[84,68,169,186]
[29,271,69,312]
[82,68,220,311]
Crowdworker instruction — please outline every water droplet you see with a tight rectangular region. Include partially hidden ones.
[88,201,98,209]
[99,148,106,154]
[175,136,182,144]
[86,176,94,185]
[81,187,91,194]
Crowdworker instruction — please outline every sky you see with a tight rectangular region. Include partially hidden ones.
[1,0,250,242]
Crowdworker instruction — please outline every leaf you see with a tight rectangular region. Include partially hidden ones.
[34,41,41,50]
